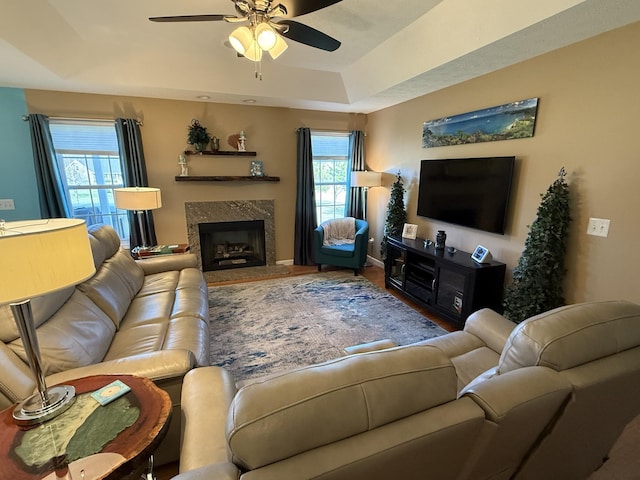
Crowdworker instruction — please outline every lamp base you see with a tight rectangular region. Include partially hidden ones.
[13,385,76,426]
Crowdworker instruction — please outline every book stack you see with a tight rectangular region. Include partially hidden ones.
[135,244,190,257]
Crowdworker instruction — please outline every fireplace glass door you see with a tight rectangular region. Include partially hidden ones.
[199,220,266,271]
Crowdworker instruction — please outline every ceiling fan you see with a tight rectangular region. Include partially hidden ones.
[149,0,342,63]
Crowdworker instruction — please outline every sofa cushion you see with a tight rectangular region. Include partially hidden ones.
[0,287,75,342]
[78,249,144,328]
[319,243,356,258]
[227,345,456,470]
[8,290,115,375]
[88,223,120,267]
[498,300,640,374]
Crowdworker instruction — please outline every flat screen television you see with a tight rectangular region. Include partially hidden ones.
[417,156,515,234]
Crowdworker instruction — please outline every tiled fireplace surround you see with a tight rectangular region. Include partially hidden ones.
[185,200,288,282]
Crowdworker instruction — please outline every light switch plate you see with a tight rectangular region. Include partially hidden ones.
[587,217,610,237]
[0,199,15,210]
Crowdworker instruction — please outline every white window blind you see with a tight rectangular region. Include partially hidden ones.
[311,132,351,223]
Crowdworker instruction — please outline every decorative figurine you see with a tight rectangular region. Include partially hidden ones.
[178,154,188,176]
[238,130,246,151]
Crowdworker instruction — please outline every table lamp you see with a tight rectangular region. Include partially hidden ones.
[0,218,95,425]
[351,170,382,221]
[113,187,162,249]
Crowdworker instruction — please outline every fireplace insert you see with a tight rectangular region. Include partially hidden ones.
[198,220,266,271]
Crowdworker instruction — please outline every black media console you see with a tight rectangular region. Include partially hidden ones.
[384,236,506,327]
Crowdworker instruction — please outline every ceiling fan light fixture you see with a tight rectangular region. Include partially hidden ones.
[244,40,263,62]
[255,22,277,51]
[229,25,253,55]
[268,34,288,59]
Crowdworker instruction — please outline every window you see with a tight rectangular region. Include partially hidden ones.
[49,120,130,241]
[311,132,351,223]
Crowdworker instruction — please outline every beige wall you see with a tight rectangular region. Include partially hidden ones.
[23,20,640,304]
[365,21,640,305]
[24,91,363,262]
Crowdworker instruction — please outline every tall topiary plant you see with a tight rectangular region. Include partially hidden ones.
[381,172,407,258]
[503,168,571,323]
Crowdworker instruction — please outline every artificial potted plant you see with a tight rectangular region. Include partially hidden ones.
[187,119,212,152]
[503,168,571,323]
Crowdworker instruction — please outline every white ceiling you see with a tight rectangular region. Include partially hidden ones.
[1,0,640,113]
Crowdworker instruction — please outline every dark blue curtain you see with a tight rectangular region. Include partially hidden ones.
[346,130,365,219]
[115,118,157,247]
[27,114,70,218]
[294,128,317,265]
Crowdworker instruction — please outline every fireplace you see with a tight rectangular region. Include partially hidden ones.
[185,200,288,282]
[199,220,266,271]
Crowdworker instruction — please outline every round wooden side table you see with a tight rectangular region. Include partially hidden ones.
[0,374,172,480]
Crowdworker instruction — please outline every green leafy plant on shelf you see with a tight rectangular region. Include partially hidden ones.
[381,172,407,259]
[187,119,212,152]
[503,168,571,323]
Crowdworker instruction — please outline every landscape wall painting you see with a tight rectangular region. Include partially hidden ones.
[422,98,538,148]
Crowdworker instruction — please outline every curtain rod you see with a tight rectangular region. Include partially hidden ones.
[295,128,366,136]
[22,115,143,126]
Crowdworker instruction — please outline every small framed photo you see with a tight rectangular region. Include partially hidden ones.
[471,245,492,263]
[250,160,264,176]
[402,223,418,239]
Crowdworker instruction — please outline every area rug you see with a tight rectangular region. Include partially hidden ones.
[208,271,448,382]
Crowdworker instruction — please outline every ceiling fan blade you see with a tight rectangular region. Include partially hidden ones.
[149,14,227,23]
[280,0,342,18]
[277,20,340,51]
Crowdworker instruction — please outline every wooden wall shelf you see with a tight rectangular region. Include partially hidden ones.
[184,150,257,156]
[175,175,280,182]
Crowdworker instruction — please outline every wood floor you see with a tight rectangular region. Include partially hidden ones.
[155,264,638,479]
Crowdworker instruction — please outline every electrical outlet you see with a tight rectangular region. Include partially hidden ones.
[586,217,610,237]
[0,199,15,210]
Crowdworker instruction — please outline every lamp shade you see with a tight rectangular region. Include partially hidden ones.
[351,171,382,188]
[256,22,277,50]
[268,34,288,59]
[114,187,162,211]
[229,26,254,56]
[0,219,95,304]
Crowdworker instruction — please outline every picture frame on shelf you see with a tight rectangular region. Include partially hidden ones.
[250,160,264,177]
[471,245,492,263]
[402,223,418,239]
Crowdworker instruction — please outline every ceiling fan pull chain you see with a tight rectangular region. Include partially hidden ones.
[254,58,263,80]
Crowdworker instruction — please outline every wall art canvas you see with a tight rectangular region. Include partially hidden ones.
[422,98,538,148]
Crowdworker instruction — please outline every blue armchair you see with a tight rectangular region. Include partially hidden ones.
[313,218,369,275]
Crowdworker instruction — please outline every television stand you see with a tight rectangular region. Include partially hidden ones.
[384,236,506,327]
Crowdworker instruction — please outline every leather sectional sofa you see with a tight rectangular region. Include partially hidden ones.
[0,224,210,464]
[174,300,640,479]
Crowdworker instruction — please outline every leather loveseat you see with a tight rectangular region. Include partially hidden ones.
[173,300,640,479]
[0,224,210,464]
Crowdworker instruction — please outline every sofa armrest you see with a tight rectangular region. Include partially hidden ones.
[313,225,324,251]
[137,253,199,275]
[464,309,516,354]
[353,220,370,262]
[458,366,572,480]
[45,349,198,386]
[180,367,238,473]
[172,463,240,480]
